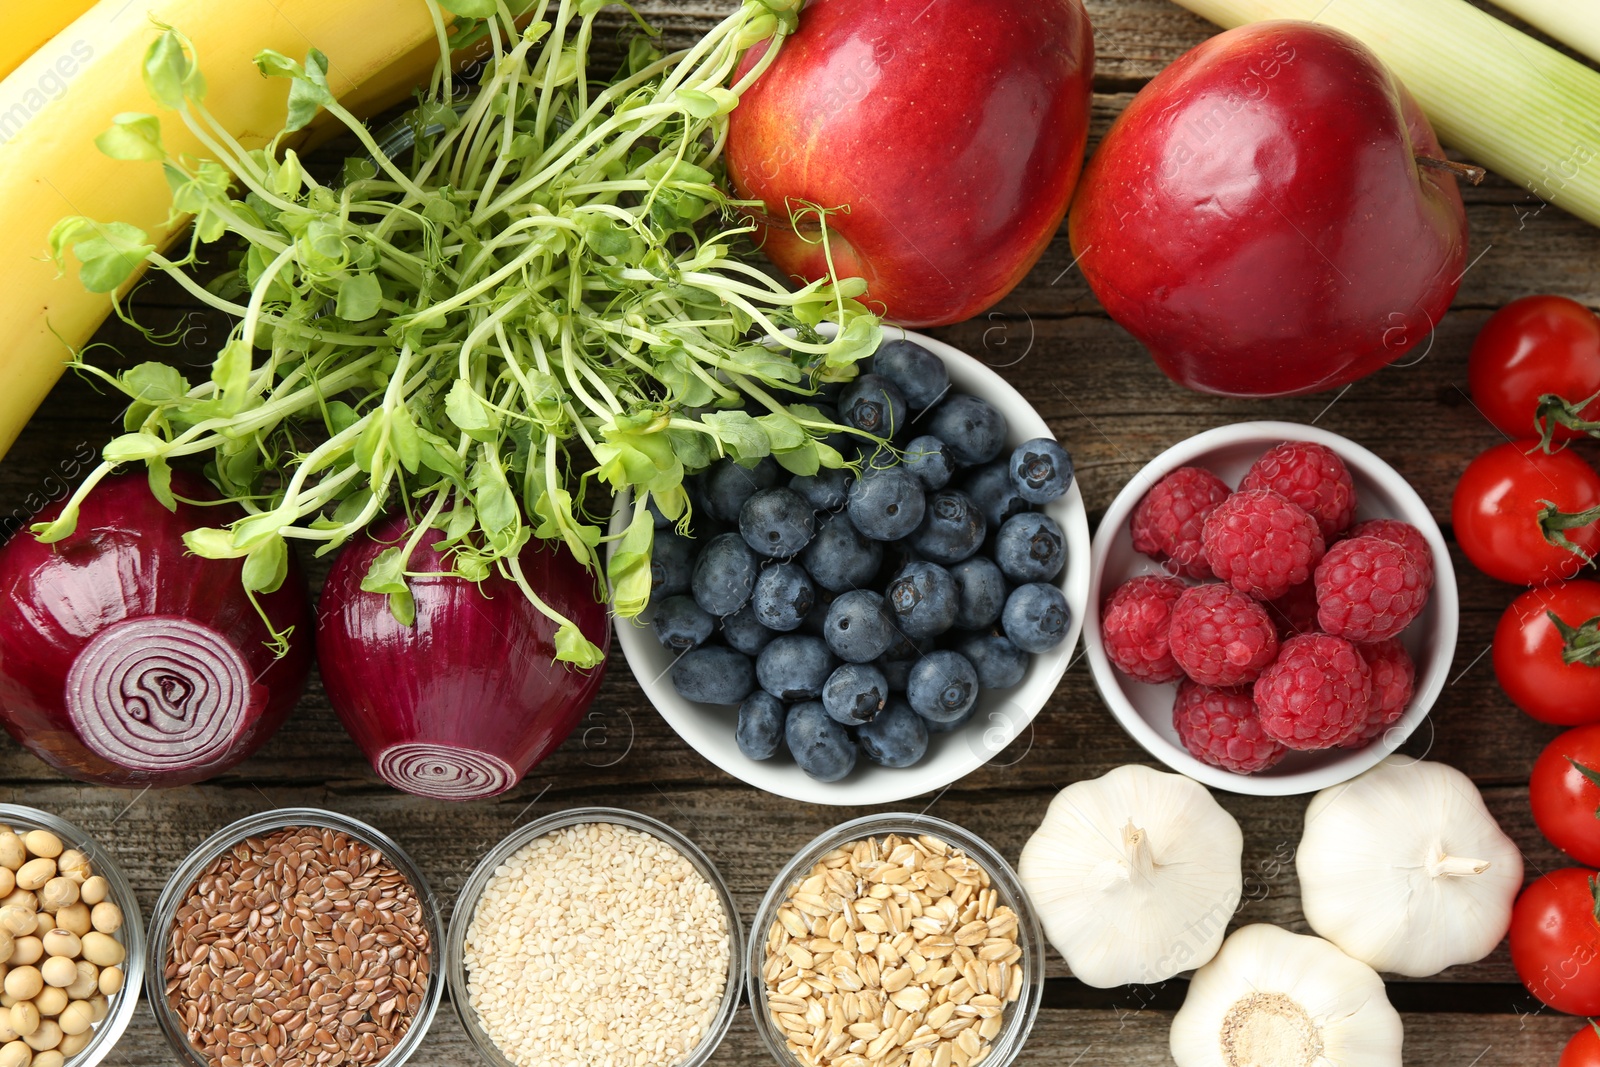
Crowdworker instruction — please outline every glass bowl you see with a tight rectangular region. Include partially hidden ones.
[144,808,444,1067]
[746,812,1044,1067]
[445,807,744,1067]
[0,804,144,1067]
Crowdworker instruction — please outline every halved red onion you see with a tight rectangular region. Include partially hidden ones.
[0,472,312,785]
[316,515,610,801]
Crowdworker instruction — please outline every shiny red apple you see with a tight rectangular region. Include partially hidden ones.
[726,0,1094,328]
[1070,21,1470,398]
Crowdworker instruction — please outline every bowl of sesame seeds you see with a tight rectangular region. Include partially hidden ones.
[748,813,1044,1067]
[445,807,743,1067]
[145,808,443,1067]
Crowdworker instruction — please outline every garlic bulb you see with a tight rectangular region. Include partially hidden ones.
[1017,764,1242,988]
[1170,924,1403,1067]
[1297,755,1522,977]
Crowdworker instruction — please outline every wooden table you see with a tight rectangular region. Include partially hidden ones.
[2,1,1595,1063]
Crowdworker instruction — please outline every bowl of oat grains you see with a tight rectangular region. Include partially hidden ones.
[748,813,1044,1067]
[146,809,443,1067]
[446,808,742,1067]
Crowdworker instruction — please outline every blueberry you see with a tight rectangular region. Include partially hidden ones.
[757,634,838,700]
[740,487,816,559]
[652,595,715,651]
[909,490,986,565]
[823,589,896,663]
[901,436,955,490]
[963,462,1031,529]
[924,703,977,735]
[1003,582,1072,653]
[925,394,1006,465]
[705,456,780,523]
[848,467,926,542]
[950,556,1007,630]
[692,532,759,616]
[786,700,858,782]
[886,560,959,640]
[751,561,816,632]
[877,629,929,692]
[736,691,788,760]
[907,650,979,725]
[871,339,950,410]
[650,531,696,601]
[1009,438,1075,504]
[822,662,889,726]
[994,512,1066,584]
[670,646,755,704]
[839,373,908,438]
[791,467,853,511]
[721,604,776,656]
[858,699,930,768]
[802,514,883,593]
[952,633,1028,689]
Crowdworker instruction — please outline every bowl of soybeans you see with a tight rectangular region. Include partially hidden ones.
[0,804,142,1067]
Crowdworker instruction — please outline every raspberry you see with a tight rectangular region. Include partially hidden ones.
[1314,535,1428,642]
[1342,638,1416,747]
[1347,518,1434,592]
[1239,441,1358,540]
[1129,467,1231,578]
[1264,580,1320,639]
[1167,583,1279,687]
[1254,633,1373,750]
[1100,575,1187,683]
[1201,489,1326,601]
[1172,679,1287,774]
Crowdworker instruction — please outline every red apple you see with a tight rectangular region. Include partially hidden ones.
[726,0,1094,328]
[1069,21,1470,398]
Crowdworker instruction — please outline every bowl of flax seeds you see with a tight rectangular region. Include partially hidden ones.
[145,809,443,1067]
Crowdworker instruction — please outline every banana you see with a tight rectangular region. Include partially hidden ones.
[0,0,99,81]
[0,0,453,461]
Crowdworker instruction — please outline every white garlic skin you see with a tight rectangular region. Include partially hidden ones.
[1018,764,1242,988]
[1297,756,1523,977]
[1170,923,1403,1067]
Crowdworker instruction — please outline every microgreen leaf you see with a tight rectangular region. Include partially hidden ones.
[441,0,496,16]
[143,30,201,109]
[360,546,411,595]
[183,527,250,559]
[554,623,606,668]
[677,90,721,120]
[446,380,499,442]
[337,273,384,321]
[102,433,167,464]
[606,506,655,618]
[254,48,333,133]
[51,220,154,293]
[123,362,190,404]
[388,590,417,627]
[241,536,289,595]
[211,339,252,413]
[147,456,176,510]
[701,410,771,461]
[95,113,165,161]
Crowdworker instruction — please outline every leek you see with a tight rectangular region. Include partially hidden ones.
[1169,0,1600,228]
[1489,0,1600,68]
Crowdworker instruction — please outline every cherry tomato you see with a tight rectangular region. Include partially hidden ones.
[1563,1021,1600,1067]
[1469,295,1600,442]
[1452,441,1600,586]
[1511,867,1600,1015]
[1499,582,1600,725]
[1534,727,1600,864]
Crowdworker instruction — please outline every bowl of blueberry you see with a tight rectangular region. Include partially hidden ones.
[613,327,1091,805]
[1084,420,1459,796]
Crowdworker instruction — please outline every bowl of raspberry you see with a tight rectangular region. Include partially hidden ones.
[1085,421,1458,796]
[612,327,1091,805]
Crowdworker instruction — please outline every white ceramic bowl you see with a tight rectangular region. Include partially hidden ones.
[614,327,1090,805]
[1084,421,1458,796]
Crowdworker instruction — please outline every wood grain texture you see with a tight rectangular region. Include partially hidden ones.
[4,0,1600,1064]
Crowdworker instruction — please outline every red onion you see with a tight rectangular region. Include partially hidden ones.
[316,515,610,801]
[0,472,312,785]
